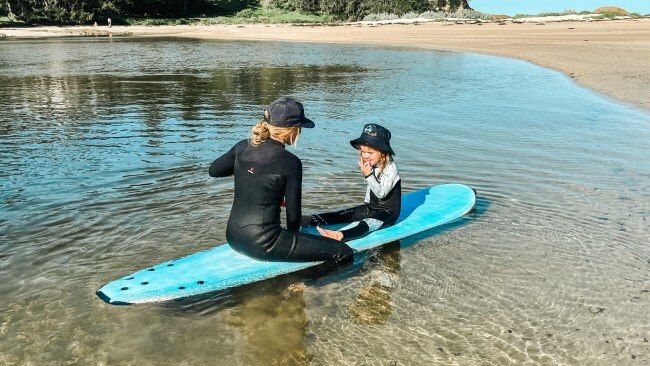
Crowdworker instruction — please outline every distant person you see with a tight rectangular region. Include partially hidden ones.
[306,123,401,242]
[209,97,353,265]
[107,18,112,27]
[93,21,98,28]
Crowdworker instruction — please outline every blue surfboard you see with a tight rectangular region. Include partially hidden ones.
[96,184,475,305]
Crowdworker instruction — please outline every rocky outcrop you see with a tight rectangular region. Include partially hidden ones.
[594,6,629,15]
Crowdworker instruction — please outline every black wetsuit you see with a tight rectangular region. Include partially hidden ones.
[307,161,401,241]
[209,139,353,264]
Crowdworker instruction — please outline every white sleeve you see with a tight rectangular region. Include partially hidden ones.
[365,161,400,199]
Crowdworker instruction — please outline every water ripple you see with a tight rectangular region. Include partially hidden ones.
[1,38,649,365]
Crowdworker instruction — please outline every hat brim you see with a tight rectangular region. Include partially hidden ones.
[350,136,395,155]
[267,117,315,128]
[299,117,315,128]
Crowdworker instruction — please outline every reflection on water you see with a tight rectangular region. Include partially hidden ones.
[1,38,649,365]
[159,242,404,365]
[348,241,401,325]
[227,280,312,365]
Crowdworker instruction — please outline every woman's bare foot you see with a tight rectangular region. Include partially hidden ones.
[317,226,344,241]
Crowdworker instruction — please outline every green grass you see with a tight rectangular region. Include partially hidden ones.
[6,7,647,27]
[0,15,25,26]
[122,7,338,26]
[364,10,492,22]
[510,9,649,20]
[512,10,592,18]
[122,17,194,26]
[211,7,338,24]
[593,11,641,19]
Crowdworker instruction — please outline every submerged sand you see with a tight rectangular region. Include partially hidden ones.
[2,18,649,110]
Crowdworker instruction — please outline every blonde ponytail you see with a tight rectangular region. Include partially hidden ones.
[250,118,301,147]
[251,121,272,146]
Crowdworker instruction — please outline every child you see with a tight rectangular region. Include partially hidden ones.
[306,123,401,242]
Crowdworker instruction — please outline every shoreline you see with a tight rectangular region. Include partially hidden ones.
[2,18,650,111]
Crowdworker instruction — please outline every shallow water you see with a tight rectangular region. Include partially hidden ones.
[1,37,649,365]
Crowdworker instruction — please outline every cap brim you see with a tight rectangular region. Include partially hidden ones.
[299,118,315,128]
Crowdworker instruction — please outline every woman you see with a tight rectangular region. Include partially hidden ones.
[209,97,353,265]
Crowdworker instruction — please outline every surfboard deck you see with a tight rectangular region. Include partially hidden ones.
[96,183,476,305]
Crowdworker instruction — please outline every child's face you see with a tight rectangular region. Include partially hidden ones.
[359,145,382,167]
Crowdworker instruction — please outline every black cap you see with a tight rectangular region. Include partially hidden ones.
[264,97,315,128]
[350,123,395,155]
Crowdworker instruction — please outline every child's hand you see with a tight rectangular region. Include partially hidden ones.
[358,157,372,177]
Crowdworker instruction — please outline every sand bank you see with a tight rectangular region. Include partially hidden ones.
[2,18,649,110]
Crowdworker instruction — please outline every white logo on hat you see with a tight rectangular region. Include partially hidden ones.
[364,124,377,136]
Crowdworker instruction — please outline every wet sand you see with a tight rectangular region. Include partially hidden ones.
[2,18,650,110]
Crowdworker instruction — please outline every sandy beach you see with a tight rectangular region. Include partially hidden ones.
[2,18,650,110]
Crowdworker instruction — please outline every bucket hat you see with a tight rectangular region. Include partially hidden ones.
[350,123,395,155]
[264,97,315,128]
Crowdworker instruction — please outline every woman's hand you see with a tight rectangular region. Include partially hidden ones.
[357,157,372,177]
[317,226,344,241]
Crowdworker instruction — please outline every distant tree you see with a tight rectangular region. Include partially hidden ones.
[5,0,113,23]
[430,0,471,11]
[269,0,434,19]
[267,0,320,13]
[362,0,432,15]
[119,0,257,17]
[4,0,473,24]
[317,0,364,20]
[268,0,469,20]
